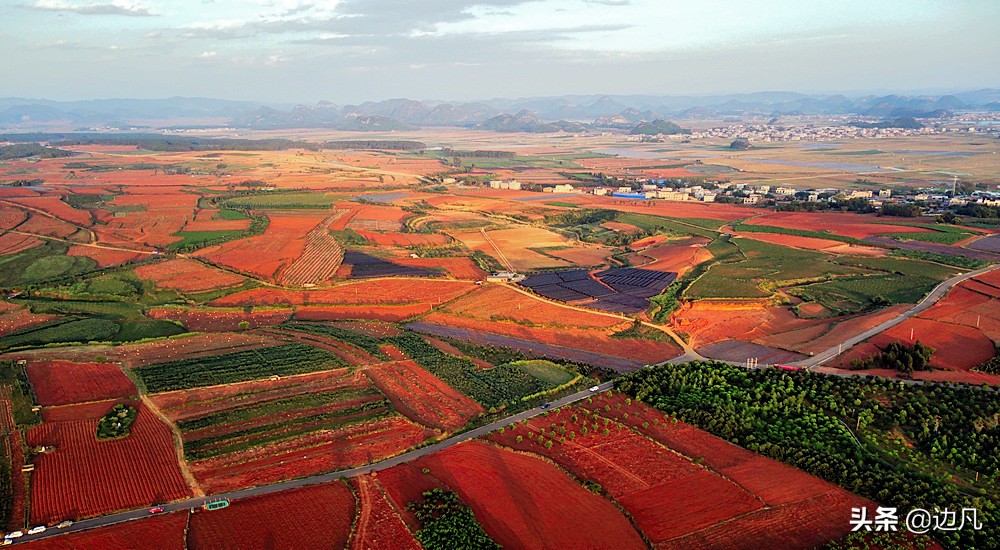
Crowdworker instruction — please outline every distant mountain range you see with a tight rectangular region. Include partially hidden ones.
[1,89,999,133]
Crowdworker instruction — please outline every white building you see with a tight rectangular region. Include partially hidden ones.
[489,179,522,190]
[774,187,795,195]
[593,187,608,196]
[552,183,575,193]
[878,189,892,198]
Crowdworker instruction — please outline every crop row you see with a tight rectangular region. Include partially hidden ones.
[388,333,561,410]
[176,386,381,432]
[185,401,392,460]
[135,343,347,393]
[281,322,389,358]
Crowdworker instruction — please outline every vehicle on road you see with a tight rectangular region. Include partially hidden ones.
[540,402,552,409]
[27,526,46,535]
[148,506,165,514]
[203,499,230,511]
[1,539,11,546]
[589,385,600,392]
[56,521,73,529]
[4,531,23,539]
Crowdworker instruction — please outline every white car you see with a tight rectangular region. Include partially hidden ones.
[56,521,73,529]
[4,531,23,539]
[589,385,600,392]
[27,526,46,535]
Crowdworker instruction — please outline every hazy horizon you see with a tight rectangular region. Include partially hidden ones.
[2,1,999,104]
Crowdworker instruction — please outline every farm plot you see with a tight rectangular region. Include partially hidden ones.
[387,332,579,410]
[113,332,283,368]
[27,404,192,524]
[409,441,646,549]
[449,226,577,271]
[25,360,135,406]
[178,385,391,462]
[364,360,484,430]
[746,212,932,240]
[442,284,624,329]
[194,212,327,280]
[0,301,55,337]
[575,393,871,548]
[209,279,476,307]
[417,312,680,366]
[145,307,293,332]
[188,482,355,550]
[519,267,676,314]
[191,415,431,493]
[21,511,188,550]
[350,476,421,550]
[66,245,147,268]
[339,250,439,278]
[277,211,346,286]
[0,233,42,255]
[133,343,347,392]
[134,259,245,292]
[687,238,862,300]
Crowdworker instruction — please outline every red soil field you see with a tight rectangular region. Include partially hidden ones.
[195,212,327,280]
[182,219,251,232]
[210,279,477,307]
[413,441,646,549]
[663,489,866,550]
[740,231,854,251]
[866,317,994,370]
[277,212,346,286]
[21,511,188,550]
[577,393,871,547]
[25,360,136,406]
[0,232,41,255]
[7,430,27,532]
[113,332,282,368]
[365,360,484,430]
[4,197,92,227]
[135,259,245,292]
[146,307,293,331]
[18,212,82,239]
[350,476,421,550]
[0,301,56,337]
[422,311,680,364]
[150,368,361,422]
[41,399,131,422]
[622,470,764,542]
[188,482,355,550]
[635,238,713,274]
[192,417,431,493]
[747,212,931,240]
[27,405,192,524]
[374,462,446,530]
[66,245,147,267]
[576,194,766,221]
[294,304,432,322]
[443,285,624,329]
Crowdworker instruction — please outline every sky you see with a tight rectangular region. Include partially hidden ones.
[2,0,999,103]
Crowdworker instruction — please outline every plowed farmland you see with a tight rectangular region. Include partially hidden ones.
[409,441,646,549]
[365,360,484,430]
[27,405,192,524]
[187,482,355,549]
[21,511,188,550]
[194,212,327,280]
[210,279,477,307]
[25,360,135,406]
[135,259,245,292]
[350,476,421,550]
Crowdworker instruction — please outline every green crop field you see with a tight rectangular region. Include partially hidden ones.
[0,318,120,350]
[390,332,569,409]
[509,360,575,385]
[0,241,97,286]
[168,230,242,250]
[135,343,347,392]
[686,238,860,299]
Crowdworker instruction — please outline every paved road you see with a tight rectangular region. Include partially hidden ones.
[10,382,612,545]
[793,263,1000,368]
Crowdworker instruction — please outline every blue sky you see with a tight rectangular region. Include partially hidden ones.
[2,0,998,102]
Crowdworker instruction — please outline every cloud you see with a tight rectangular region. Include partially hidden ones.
[26,0,155,16]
